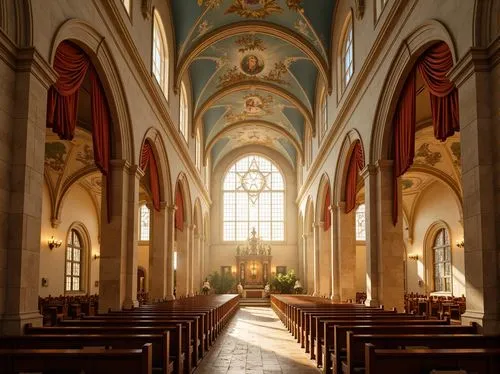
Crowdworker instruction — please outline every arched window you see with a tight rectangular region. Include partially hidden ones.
[65,229,83,292]
[139,203,151,241]
[341,17,354,89]
[179,82,188,141]
[195,128,201,170]
[355,203,366,241]
[223,155,285,241]
[433,228,451,292]
[152,10,169,96]
[320,89,328,137]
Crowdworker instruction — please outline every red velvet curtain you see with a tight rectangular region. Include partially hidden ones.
[416,42,459,141]
[46,41,90,140]
[47,41,113,222]
[139,140,161,211]
[344,141,365,214]
[323,187,331,231]
[175,185,184,231]
[392,70,416,225]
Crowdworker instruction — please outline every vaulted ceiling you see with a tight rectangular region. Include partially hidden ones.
[171,0,335,167]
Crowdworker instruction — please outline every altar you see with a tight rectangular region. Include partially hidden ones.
[236,228,272,295]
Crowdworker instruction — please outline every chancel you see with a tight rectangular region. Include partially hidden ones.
[0,0,499,373]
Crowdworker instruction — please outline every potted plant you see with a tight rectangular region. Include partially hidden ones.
[270,269,297,294]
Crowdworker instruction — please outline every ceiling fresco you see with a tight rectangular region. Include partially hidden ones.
[401,127,462,238]
[45,128,101,227]
[210,124,297,167]
[171,0,335,168]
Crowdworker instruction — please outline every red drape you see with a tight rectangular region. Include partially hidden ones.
[47,41,113,222]
[139,140,161,211]
[46,41,90,140]
[175,186,184,231]
[344,141,365,214]
[323,187,331,231]
[392,70,416,225]
[416,42,459,141]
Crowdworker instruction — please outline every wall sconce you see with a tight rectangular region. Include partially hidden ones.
[456,240,464,248]
[408,254,419,261]
[48,236,62,250]
[93,254,101,260]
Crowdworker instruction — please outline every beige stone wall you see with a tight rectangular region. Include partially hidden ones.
[39,183,101,297]
[404,182,465,296]
[355,245,367,292]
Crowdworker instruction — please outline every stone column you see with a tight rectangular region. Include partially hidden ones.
[99,160,131,313]
[165,205,176,300]
[149,201,168,300]
[193,232,201,294]
[301,234,308,292]
[376,160,405,311]
[188,224,195,296]
[361,164,380,307]
[329,205,341,301]
[313,222,323,296]
[449,46,500,334]
[200,234,206,283]
[337,202,356,302]
[2,49,57,334]
[122,165,142,309]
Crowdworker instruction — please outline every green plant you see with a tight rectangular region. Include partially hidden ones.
[208,271,236,294]
[270,269,297,294]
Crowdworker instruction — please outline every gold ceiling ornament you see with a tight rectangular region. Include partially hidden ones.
[236,157,270,204]
[285,0,304,12]
[236,34,267,53]
[197,0,224,9]
[226,0,283,19]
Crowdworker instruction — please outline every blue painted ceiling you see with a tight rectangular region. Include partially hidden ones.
[171,0,335,167]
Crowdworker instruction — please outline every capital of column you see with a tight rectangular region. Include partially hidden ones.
[17,47,58,89]
[448,46,493,88]
[110,159,131,171]
[360,164,377,180]
[327,204,337,214]
[129,164,145,179]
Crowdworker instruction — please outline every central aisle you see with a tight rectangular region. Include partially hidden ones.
[194,306,321,374]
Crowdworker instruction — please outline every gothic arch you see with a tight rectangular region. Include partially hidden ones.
[315,173,332,224]
[175,173,192,226]
[370,20,457,163]
[50,19,134,164]
[140,127,173,206]
[333,129,365,204]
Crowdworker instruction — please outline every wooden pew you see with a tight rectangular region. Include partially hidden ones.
[344,333,500,374]
[329,324,478,374]
[0,343,152,374]
[26,323,184,374]
[0,333,173,374]
[365,344,500,374]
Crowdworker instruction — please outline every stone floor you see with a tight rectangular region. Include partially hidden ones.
[194,307,321,374]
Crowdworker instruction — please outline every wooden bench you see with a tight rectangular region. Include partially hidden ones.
[365,345,500,374]
[0,333,174,374]
[0,344,152,374]
[329,324,478,374]
[344,333,500,374]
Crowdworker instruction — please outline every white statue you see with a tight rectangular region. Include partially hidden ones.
[264,283,270,296]
[294,280,303,294]
[237,283,244,296]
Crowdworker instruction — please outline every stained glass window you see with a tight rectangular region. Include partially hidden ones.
[342,18,354,89]
[139,204,150,241]
[223,156,285,241]
[65,229,82,292]
[355,204,366,241]
[433,228,452,292]
[152,10,169,97]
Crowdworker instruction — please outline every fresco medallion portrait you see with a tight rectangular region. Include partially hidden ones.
[240,54,264,75]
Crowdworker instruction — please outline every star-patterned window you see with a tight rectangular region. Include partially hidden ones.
[223,155,285,242]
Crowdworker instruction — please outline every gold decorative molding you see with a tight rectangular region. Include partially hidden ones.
[203,119,304,166]
[175,21,330,95]
[193,80,314,136]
